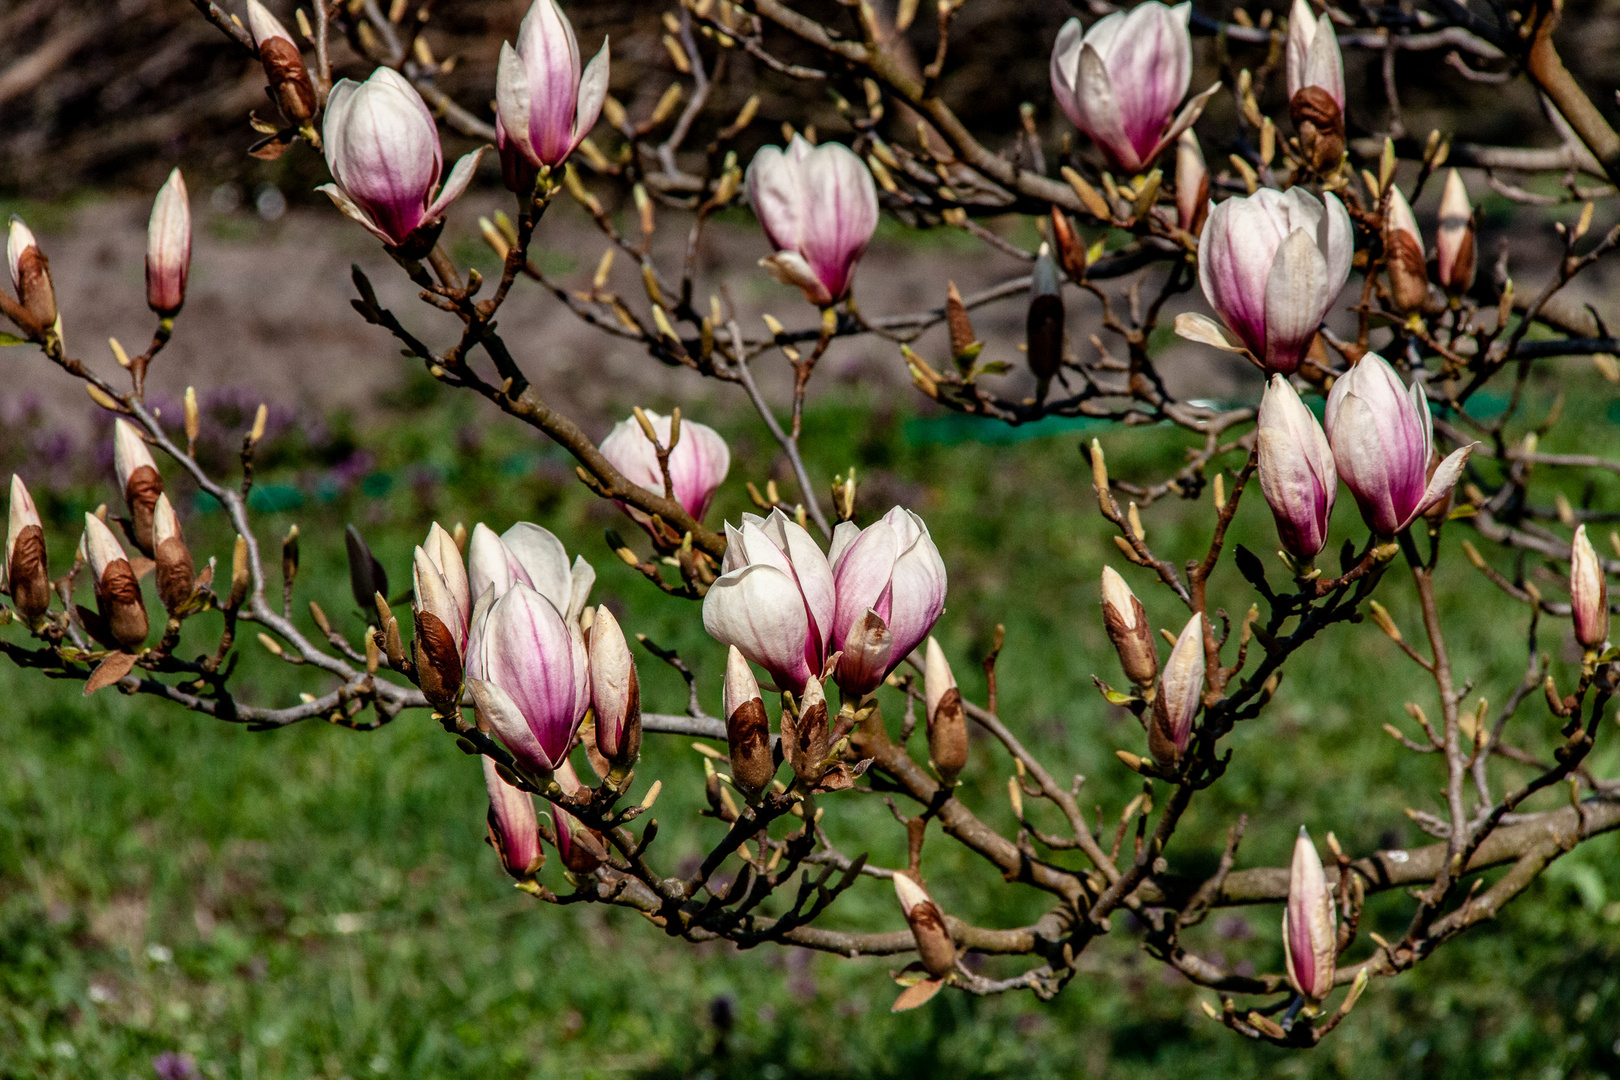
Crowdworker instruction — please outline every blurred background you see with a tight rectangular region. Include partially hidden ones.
[3,1,1620,1077]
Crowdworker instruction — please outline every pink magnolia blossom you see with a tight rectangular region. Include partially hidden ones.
[1256,375,1336,561]
[1049,2,1219,174]
[494,0,609,173]
[466,581,590,775]
[827,507,948,696]
[746,135,879,306]
[1282,826,1336,1002]
[482,756,542,879]
[146,168,190,316]
[598,410,730,527]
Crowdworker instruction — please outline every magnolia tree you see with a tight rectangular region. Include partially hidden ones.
[3,0,1619,1048]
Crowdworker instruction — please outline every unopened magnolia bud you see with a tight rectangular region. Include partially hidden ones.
[1149,612,1203,767]
[413,607,464,711]
[588,606,641,769]
[229,534,250,611]
[84,513,148,650]
[893,873,955,979]
[1048,207,1087,281]
[483,756,543,880]
[1101,567,1158,688]
[1435,169,1475,295]
[1571,524,1609,649]
[247,0,317,123]
[723,646,774,801]
[1026,243,1063,396]
[345,524,388,616]
[782,676,830,788]
[944,281,979,370]
[550,762,606,874]
[1384,186,1428,314]
[1175,129,1208,234]
[923,637,967,787]
[113,419,164,554]
[1282,826,1337,1002]
[5,475,49,621]
[1289,86,1344,173]
[151,493,195,613]
[146,169,191,317]
[7,217,56,335]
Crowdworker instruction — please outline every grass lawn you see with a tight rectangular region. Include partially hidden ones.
[2,365,1619,1079]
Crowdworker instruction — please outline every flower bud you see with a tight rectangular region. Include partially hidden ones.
[550,759,606,874]
[7,217,56,335]
[1435,169,1476,295]
[723,646,776,802]
[413,604,464,712]
[1384,185,1428,314]
[495,0,610,170]
[588,605,641,770]
[1149,612,1203,767]
[1175,129,1208,235]
[414,522,470,653]
[893,873,955,979]
[345,524,389,616]
[83,513,148,650]
[247,0,317,124]
[923,637,967,787]
[483,755,543,880]
[1257,375,1336,562]
[747,136,879,305]
[1100,566,1158,688]
[151,493,195,613]
[5,475,50,621]
[113,419,164,555]
[466,582,590,775]
[781,675,829,788]
[1282,825,1336,1002]
[1570,524,1609,650]
[1026,244,1063,399]
[1285,0,1345,171]
[146,169,191,317]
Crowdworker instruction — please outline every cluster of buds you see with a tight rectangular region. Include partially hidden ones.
[746,135,880,307]
[703,508,946,700]
[1285,0,1346,172]
[1383,171,1478,312]
[597,408,730,536]
[1100,570,1204,768]
[1048,1,1218,175]
[495,0,609,186]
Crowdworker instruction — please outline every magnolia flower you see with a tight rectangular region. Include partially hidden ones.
[826,507,948,696]
[114,418,164,555]
[1049,3,1219,175]
[317,67,484,248]
[894,873,956,979]
[495,0,609,174]
[722,645,775,801]
[1282,826,1336,1002]
[923,637,967,786]
[466,581,590,776]
[1257,375,1336,562]
[1100,566,1158,688]
[1435,169,1476,294]
[146,169,190,317]
[1285,0,1345,110]
[483,755,543,880]
[702,509,836,693]
[83,513,148,651]
[1384,185,1428,314]
[6,217,55,334]
[1323,353,1472,535]
[1570,524,1609,650]
[1185,187,1353,376]
[1149,612,1203,767]
[4,475,49,621]
[466,521,594,624]
[587,605,640,770]
[598,410,731,526]
[746,135,879,305]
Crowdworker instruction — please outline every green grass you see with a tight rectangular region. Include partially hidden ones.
[3,366,1620,1079]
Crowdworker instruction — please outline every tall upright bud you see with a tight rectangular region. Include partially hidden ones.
[146,169,191,318]
[83,513,148,651]
[5,475,50,621]
[1435,169,1476,295]
[1175,129,1208,235]
[1256,375,1336,563]
[723,646,775,802]
[247,0,316,124]
[151,494,195,614]
[412,547,465,712]
[494,0,610,173]
[782,675,830,788]
[1149,612,1203,767]
[7,217,56,336]
[1282,826,1337,1002]
[1285,0,1345,172]
[893,874,956,979]
[588,605,641,772]
[1100,566,1157,688]
[1570,524,1609,650]
[1383,186,1428,314]
[923,637,967,787]
[1026,244,1064,401]
[482,756,543,880]
[113,419,164,555]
